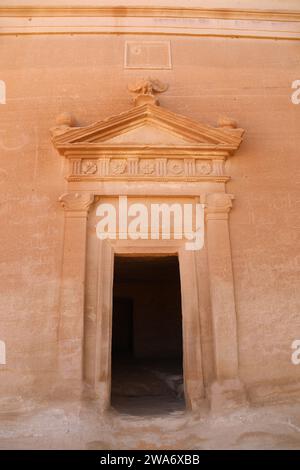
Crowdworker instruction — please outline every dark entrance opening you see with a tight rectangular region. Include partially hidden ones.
[111,255,185,415]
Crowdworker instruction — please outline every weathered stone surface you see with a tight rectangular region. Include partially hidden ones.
[0,1,299,429]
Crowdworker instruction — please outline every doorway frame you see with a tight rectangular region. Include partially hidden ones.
[58,189,246,412]
[91,240,204,412]
[54,97,246,411]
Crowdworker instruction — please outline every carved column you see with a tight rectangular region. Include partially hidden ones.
[205,192,247,411]
[179,249,205,410]
[58,192,94,396]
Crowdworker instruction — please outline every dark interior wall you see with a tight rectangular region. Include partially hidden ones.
[113,256,182,359]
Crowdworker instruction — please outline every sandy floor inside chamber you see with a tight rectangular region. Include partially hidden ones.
[111,357,185,416]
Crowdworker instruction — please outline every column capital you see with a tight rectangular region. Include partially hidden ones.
[205,192,234,220]
[59,192,94,213]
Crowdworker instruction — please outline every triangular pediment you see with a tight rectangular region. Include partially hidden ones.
[52,104,244,152]
[97,123,198,145]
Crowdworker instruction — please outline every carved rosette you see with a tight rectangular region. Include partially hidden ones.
[196,161,212,176]
[167,159,184,176]
[110,159,127,175]
[59,192,94,212]
[139,159,155,175]
[81,160,97,175]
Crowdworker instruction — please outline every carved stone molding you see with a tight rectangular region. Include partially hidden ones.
[68,157,222,182]
[196,161,212,176]
[59,192,94,212]
[52,88,244,184]
[128,78,168,106]
[139,159,156,175]
[2,7,300,40]
[51,84,246,410]
[110,159,127,175]
[50,112,75,137]
[81,160,97,175]
[167,159,184,176]
[205,193,234,220]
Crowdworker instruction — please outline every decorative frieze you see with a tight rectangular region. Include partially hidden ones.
[70,158,81,176]
[110,159,127,175]
[212,159,225,176]
[81,160,98,175]
[68,156,223,181]
[196,161,212,176]
[167,159,184,176]
[99,158,110,176]
[127,157,139,175]
[139,159,156,175]
[184,158,196,177]
[156,158,167,176]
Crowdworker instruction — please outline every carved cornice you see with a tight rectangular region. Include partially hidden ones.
[1,6,300,39]
[59,192,94,212]
[51,98,244,182]
[52,104,244,150]
[1,7,300,22]
[51,98,243,183]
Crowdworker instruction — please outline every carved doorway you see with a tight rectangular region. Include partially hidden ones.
[111,255,185,415]
[53,80,246,413]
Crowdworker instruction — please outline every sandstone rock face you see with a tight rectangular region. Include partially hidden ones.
[0,1,299,417]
